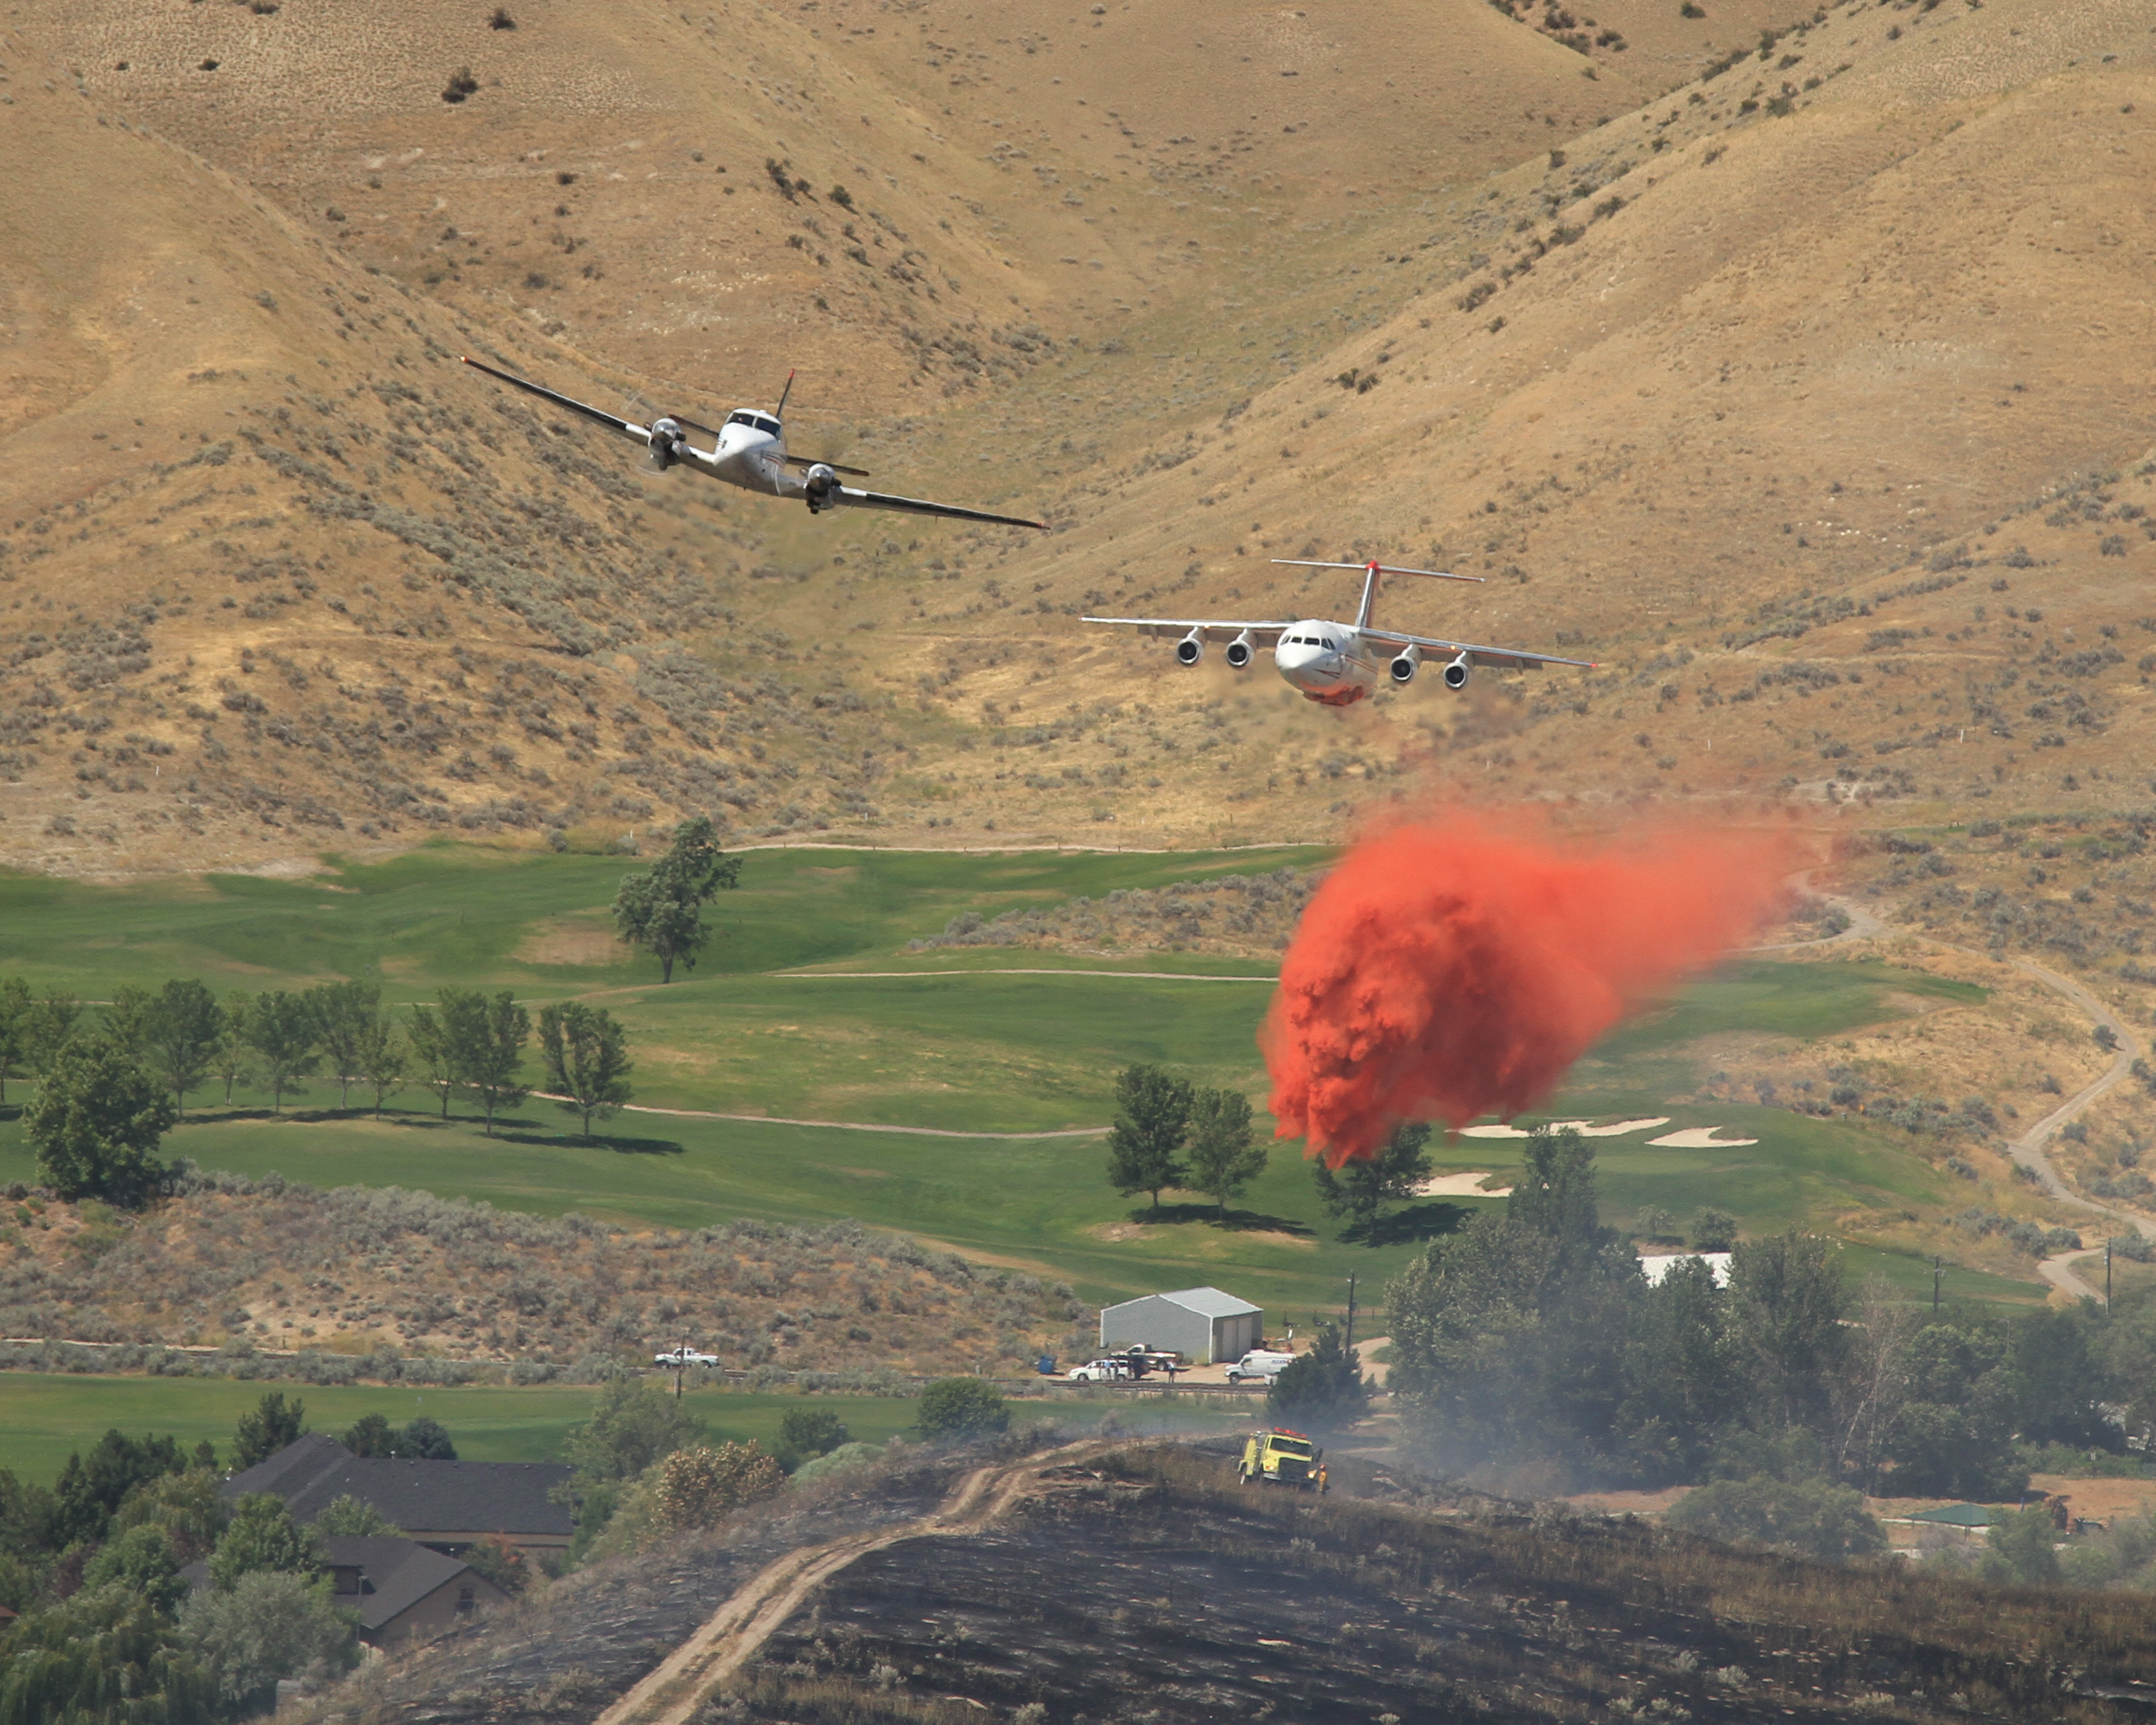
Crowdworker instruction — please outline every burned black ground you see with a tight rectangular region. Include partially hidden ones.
[313,1440,2156,1725]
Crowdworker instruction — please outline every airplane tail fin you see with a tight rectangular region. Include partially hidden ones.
[1356,564,1383,630]
[1270,559,1484,633]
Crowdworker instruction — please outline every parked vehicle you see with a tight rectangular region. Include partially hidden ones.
[1238,1426,1327,1492]
[1114,1345,1184,1380]
[1066,1358,1135,1383]
[653,1347,720,1368]
[1225,1348,1296,1385]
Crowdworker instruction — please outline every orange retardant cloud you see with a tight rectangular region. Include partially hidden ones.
[1263,815,1795,1166]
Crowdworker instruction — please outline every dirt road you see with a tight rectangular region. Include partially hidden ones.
[592,1443,1110,1725]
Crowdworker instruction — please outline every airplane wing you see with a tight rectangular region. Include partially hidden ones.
[1360,627,1597,672]
[782,453,873,478]
[828,482,1045,530]
[460,356,650,443]
[1081,617,1295,643]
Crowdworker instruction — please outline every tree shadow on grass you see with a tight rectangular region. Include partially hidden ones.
[186,1105,451,1128]
[1129,1201,1315,1237]
[1339,1201,1470,1249]
[495,1126,686,1156]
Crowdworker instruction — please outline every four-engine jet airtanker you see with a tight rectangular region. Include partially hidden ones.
[1083,559,1595,705]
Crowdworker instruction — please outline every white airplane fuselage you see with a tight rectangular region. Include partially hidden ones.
[1272,623,1383,706]
[659,410,805,500]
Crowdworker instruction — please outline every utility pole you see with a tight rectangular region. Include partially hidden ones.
[1345,1272,1358,1352]
[1932,1255,1942,1317]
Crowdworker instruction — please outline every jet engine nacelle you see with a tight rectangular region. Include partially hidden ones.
[1175,629,1205,666]
[647,416,686,472]
[1442,652,1471,691]
[1225,631,1256,670]
[1389,644,1421,685]
[802,463,841,513]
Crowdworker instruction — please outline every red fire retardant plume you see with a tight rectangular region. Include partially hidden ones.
[1265,817,1794,1167]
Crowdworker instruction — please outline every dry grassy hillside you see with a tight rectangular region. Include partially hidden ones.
[0,1172,1086,1371]
[33,0,1668,414]
[2,0,2153,880]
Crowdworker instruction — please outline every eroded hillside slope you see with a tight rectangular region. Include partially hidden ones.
[2,0,2153,879]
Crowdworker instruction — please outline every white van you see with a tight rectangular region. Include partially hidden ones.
[1226,1348,1296,1385]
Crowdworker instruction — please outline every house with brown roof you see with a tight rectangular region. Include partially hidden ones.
[322,1536,510,1648]
[180,1536,508,1650]
[223,1434,574,1562]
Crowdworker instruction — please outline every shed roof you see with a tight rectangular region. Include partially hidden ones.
[1901,1503,1996,1528]
[1104,1286,1261,1319]
[223,1437,573,1537]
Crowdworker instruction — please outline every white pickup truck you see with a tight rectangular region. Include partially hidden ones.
[653,1347,720,1368]
[1225,1348,1297,1385]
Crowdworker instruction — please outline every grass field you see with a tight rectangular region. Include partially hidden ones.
[0,1373,1244,1488]
[0,844,2048,1333]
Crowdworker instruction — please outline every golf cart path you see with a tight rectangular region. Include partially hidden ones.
[527,1090,1107,1140]
[594,1441,1113,1725]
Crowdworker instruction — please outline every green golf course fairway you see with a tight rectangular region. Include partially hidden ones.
[0,1373,1244,1490]
[0,843,2046,1331]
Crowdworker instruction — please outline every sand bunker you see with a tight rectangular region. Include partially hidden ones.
[1455,1117,1670,1140]
[1646,1127,1761,1148]
[1416,1171,1515,1197]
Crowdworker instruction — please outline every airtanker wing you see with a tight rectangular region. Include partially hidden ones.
[460,356,649,443]
[1081,617,1294,641]
[831,484,1046,530]
[1362,628,1597,672]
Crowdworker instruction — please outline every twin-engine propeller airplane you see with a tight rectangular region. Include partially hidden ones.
[1083,559,1595,706]
[460,356,1046,531]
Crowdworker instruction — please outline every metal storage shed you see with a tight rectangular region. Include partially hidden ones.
[1099,1286,1263,1364]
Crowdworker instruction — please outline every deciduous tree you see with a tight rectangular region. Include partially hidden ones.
[104,984,154,1060]
[406,999,458,1118]
[353,1009,407,1119]
[142,978,225,1114]
[245,990,319,1112]
[611,816,742,982]
[206,1494,322,1592]
[1185,1086,1266,1220]
[1105,1063,1192,1211]
[24,1038,178,1206]
[1267,1324,1370,1432]
[0,975,29,1104]
[308,980,379,1108]
[179,1567,359,1709]
[1312,1120,1433,1241]
[540,1001,634,1139]
[0,1586,216,1725]
[400,1416,456,1460]
[23,987,80,1075]
[1725,1230,1850,1435]
[212,991,255,1105]
[447,988,529,1136]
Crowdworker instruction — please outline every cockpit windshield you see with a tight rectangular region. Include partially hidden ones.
[726,411,757,429]
[755,416,782,435]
